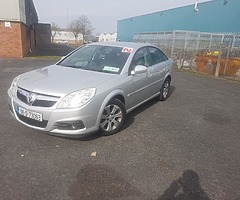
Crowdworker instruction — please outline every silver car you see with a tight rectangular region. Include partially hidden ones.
[8,42,173,137]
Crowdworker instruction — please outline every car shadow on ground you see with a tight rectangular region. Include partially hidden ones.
[121,85,176,131]
[75,86,176,141]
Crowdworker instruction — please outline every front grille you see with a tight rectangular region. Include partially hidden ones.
[17,87,59,108]
[32,100,56,107]
[16,112,48,128]
[17,91,27,103]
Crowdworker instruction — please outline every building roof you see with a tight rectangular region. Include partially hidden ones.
[0,0,38,26]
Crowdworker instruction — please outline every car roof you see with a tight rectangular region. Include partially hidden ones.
[88,41,153,49]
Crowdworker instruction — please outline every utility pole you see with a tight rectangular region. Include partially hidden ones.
[67,3,69,27]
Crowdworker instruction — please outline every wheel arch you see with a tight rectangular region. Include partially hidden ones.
[111,94,125,105]
[164,73,171,82]
[95,89,126,128]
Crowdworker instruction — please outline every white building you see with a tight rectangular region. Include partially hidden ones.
[52,29,83,45]
[98,33,117,42]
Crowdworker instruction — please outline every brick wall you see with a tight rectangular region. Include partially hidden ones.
[21,23,35,56]
[0,21,35,58]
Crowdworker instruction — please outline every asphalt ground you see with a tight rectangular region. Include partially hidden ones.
[28,43,76,57]
[0,58,240,200]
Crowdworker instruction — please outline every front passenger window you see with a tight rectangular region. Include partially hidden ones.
[131,48,149,67]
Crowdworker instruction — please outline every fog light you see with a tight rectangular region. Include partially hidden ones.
[54,120,85,130]
[72,124,78,130]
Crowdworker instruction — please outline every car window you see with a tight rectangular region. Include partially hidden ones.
[58,45,130,74]
[148,47,168,66]
[131,47,149,68]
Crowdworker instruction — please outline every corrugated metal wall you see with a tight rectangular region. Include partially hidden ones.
[117,0,240,42]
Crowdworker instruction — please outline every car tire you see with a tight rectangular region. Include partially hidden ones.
[159,78,171,101]
[99,99,126,136]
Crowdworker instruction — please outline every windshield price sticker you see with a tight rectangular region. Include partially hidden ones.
[103,66,120,73]
[122,47,133,53]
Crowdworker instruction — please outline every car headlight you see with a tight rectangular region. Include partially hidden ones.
[9,76,20,96]
[58,88,96,108]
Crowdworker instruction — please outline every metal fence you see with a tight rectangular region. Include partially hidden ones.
[133,30,240,80]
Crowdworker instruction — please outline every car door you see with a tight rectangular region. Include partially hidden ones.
[147,46,170,96]
[127,47,155,109]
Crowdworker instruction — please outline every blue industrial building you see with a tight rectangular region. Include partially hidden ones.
[117,0,240,42]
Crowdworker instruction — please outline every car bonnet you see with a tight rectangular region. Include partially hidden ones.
[16,64,117,96]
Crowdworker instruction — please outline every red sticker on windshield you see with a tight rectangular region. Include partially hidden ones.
[122,47,133,53]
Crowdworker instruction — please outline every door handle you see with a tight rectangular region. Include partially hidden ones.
[148,73,153,78]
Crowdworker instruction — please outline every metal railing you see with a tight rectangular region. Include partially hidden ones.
[134,30,240,80]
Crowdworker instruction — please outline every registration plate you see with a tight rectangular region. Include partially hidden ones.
[17,107,43,122]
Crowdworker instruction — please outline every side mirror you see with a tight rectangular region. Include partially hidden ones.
[131,65,147,75]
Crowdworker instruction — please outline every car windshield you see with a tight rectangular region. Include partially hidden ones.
[58,45,130,74]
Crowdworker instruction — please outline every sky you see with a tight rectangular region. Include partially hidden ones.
[32,0,211,35]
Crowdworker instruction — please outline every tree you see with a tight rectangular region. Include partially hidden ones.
[68,15,94,44]
[51,23,60,43]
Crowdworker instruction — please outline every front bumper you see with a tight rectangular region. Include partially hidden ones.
[8,90,100,137]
